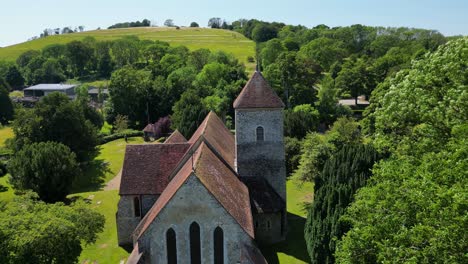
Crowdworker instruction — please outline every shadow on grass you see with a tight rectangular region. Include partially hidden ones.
[71,157,112,194]
[0,184,8,193]
[260,212,310,264]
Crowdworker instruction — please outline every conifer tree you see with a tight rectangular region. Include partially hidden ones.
[304,144,380,264]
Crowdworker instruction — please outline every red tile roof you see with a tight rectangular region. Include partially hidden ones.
[233,71,285,109]
[134,142,254,240]
[188,111,236,170]
[119,143,191,195]
[164,130,187,144]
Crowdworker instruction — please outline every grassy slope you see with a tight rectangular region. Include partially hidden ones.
[0,27,256,72]
[0,126,13,147]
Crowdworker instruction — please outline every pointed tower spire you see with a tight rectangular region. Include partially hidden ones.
[233,71,285,109]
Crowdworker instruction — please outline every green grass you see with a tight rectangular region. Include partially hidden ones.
[0,175,15,202]
[72,136,144,193]
[0,126,13,147]
[261,180,314,264]
[0,27,256,72]
[71,190,129,264]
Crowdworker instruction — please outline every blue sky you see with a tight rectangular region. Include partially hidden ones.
[1,0,467,47]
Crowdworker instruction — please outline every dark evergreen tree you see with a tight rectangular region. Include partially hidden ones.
[0,79,14,125]
[304,144,381,264]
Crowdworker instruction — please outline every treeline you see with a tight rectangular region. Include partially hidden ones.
[108,19,151,29]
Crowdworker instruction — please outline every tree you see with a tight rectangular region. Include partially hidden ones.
[190,22,199,27]
[336,37,468,264]
[95,41,114,78]
[335,57,373,102]
[298,37,347,71]
[5,65,24,89]
[66,40,94,77]
[208,17,222,29]
[0,79,14,125]
[305,144,380,264]
[0,193,104,263]
[8,142,80,202]
[171,89,208,138]
[12,92,99,161]
[284,104,319,139]
[252,23,278,43]
[111,38,139,68]
[164,19,175,27]
[260,39,286,67]
[113,114,128,133]
[16,50,41,68]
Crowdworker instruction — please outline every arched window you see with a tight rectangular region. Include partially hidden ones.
[166,228,177,264]
[190,222,201,264]
[133,196,141,217]
[266,220,271,230]
[256,126,264,141]
[214,227,224,264]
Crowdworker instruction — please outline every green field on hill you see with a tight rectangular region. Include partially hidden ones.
[0,27,256,72]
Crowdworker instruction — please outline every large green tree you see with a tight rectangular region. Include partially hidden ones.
[304,144,380,264]
[12,92,98,160]
[0,79,14,125]
[337,37,468,263]
[0,193,104,263]
[8,142,80,202]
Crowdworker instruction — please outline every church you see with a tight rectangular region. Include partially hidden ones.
[116,71,287,264]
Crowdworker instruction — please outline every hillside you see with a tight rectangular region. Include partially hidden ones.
[0,27,256,71]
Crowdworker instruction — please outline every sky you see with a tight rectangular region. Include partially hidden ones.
[1,0,467,47]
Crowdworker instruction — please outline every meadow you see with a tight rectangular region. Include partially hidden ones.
[0,27,256,72]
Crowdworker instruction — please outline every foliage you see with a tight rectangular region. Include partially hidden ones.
[8,142,80,202]
[108,19,150,29]
[113,114,128,133]
[336,38,468,264]
[316,75,352,125]
[298,37,347,71]
[284,104,319,139]
[171,89,208,138]
[0,193,104,264]
[293,117,361,182]
[304,144,380,264]
[284,137,301,177]
[12,92,99,161]
[190,22,199,28]
[100,130,143,144]
[0,79,14,125]
[153,116,172,139]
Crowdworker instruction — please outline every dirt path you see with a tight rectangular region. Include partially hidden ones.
[104,170,121,191]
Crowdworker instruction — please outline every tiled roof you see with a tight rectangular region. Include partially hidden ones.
[142,124,155,133]
[164,130,187,144]
[241,177,285,214]
[23,83,77,90]
[188,111,236,170]
[119,143,190,195]
[233,71,285,109]
[134,142,254,240]
[126,242,143,264]
[240,243,268,264]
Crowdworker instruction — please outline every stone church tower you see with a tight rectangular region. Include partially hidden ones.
[233,71,287,244]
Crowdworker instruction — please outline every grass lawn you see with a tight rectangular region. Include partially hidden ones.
[0,175,15,202]
[0,126,13,147]
[261,180,314,264]
[72,137,144,193]
[0,27,256,72]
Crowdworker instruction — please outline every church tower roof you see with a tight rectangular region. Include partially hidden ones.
[233,71,285,109]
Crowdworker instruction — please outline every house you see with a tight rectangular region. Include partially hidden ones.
[87,87,109,102]
[116,71,286,263]
[23,83,78,99]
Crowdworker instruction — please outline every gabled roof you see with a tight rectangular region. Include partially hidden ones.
[164,130,187,144]
[142,124,155,133]
[23,83,77,90]
[233,71,285,109]
[240,244,268,264]
[134,142,254,240]
[188,111,235,170]
[241,177,285,214]
[119,143,191,195]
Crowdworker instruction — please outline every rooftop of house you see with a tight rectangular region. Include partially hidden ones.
[23,83,78,90]
[233,71,285,109]
[164,130,187,144]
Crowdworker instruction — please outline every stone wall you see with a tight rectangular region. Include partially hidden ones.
[137,174,255,264]
[117,194,158,247]
[253,211,286,245]
[235,109,287,201]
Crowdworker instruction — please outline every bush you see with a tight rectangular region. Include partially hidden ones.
[99,130,143,144]
[247,56,255,63]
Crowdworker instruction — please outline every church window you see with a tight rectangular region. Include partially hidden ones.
[166,228,177,264]
[214,227,224,264]
[255,221,259,229]
[266,220,271,230]
[133,196,141,217]
[190,222,201,264]
[256,126,264,141]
